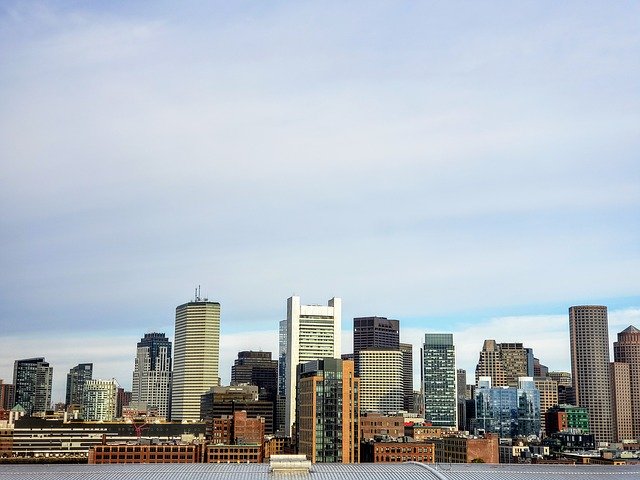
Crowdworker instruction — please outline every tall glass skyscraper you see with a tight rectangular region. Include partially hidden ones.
[422,333,457,427]
[66,363,93,408]
[171,295,220,421]
[132,332,172,419]
[13,357,53,415]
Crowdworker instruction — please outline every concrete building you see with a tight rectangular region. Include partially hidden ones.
[473,377,541,439]
[358,349,403,414]
[172,295,221,421]
[614,325,640,440]
[422,333,456,427]
[132,333,172,419]
[610,362,633,442]
[65,363,93,411]
[475,340,533,387]
[569,305,613,443]
[296,358,359,463]
[399,343,414,412]
[83,379,118,421]
[533,377,558,437]
[281,296,341,436]
[13,358,53,416]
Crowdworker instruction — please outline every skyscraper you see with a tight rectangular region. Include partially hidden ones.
[475,340,533,387]
[609,362,633,442]
[569,305,613,443]
[614,325,640,440]
[353,316,399,374]
[358,349,403,414]
[132,332,172,419]
[83,379,118,421]
[171,294,220,421]
[399,342,414,412]
[13,358,53,415]
[422,333,457,427]
[66,363,93,409]
[296,358,359,463]
[281,296,341,436]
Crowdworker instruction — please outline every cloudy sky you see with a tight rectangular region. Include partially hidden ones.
[0,1,638,403]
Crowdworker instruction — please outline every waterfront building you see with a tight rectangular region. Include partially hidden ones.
[83,379,118,421]
[13,358,53,416]
[65,363,93,412]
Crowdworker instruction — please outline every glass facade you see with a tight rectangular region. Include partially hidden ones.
[422,333,457,427]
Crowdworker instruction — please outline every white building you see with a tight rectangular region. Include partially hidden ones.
[171,297,220,421]
[83,379,118,421]
[281,295,341,436]
[359,349,403,415]
[131,332,172,419]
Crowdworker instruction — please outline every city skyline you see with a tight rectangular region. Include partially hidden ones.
[1,1,639,405]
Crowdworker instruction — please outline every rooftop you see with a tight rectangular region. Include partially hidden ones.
[1,463,639,480]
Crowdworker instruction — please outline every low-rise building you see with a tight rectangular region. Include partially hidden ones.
[360,440,435,463]
[89,443,201,464]
[434,434,499,464]
[206,444,262,463]
[360,413,404,440]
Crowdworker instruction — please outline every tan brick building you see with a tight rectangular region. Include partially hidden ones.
[360,413,404,440]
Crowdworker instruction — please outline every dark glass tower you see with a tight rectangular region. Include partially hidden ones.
[353,316,399,374]
[13,357,53,415]
[66,363,93,408]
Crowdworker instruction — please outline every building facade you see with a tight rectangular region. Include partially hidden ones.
[533,377,558,437]
[296,358,359,463]
[65,363,93,411]
[422,333,456,427]
[13,358,53,416]
[609,361,633,442]
[172,297,221,421]
[614,325,640,440]
[353,317,399,374]
[475,340,533,387]
[83,379,119,421]
[281,296,341,436]
[358,349,403,415]
[473,377,541,439]
[399,343,414,412]
[569,305,613,443]
[132,332,172,419]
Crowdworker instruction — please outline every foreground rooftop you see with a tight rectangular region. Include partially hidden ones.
[1,463,639,480]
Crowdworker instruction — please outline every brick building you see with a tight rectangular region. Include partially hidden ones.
[361,440,435,463]
[434,434,499,464]
[360,413,404,440]
[89,443,201,464]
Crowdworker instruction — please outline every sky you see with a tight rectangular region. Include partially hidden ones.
[0,1,638,404]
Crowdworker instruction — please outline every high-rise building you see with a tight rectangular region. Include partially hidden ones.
[172,295,221,421]
[353,317,399,374]
[399,343,414,412]
[0,380,15,411]
[66,363,93,410]
[13,358,53,415]
[83,379,119,421]
[533,377,558,436]
[358,349,403,414]
[614,325,640,440]
[132,332,172,419]
[569,305,613,443]
[296,358,359,463]
[473,377,541,438]
[475,340,533,387]
[281,296,341,436]
[610,362,633,442]
[457,369,467,431]
[231,350,278,433]
[422,333,457,427]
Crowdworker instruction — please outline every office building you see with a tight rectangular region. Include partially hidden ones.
[473,377,541,439]
[457,369,467,431]
[200,385,274,435]
[83,379,119,421]
[13,358,53,416]
[610,362,633,442]
[0,381,15,411]
[353,317,399,374]
[172,295,221,421]
[358,349,403,414]
[360,413,405,440]
[474,340,533,387]
[422,333,456,427]
[296,358,359,463]
[533,377,558,437]
[399,343,414,412]
[132,332,172,419]
[231,350,278,405]
[65,363,93,411]
[281,296,341,436]
[569,305,613,443]
[614,325,640,440]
